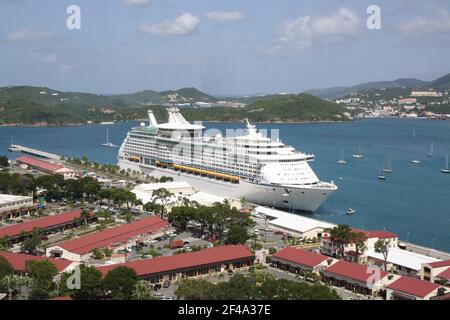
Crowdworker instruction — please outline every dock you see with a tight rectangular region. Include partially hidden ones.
[8,144,62,160]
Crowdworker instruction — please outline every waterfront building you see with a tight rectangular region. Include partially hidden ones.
[364,247,440,278]
[15,156,76,179]
[0,194,34,221]
[321,228,398,257]
[46,216,170,262]
[254,206,336,239]
[96,245,254,283]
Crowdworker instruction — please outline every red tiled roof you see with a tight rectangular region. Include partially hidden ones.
[437,268,450,280]
[272,247,328,268]
[351,228,397,239]
[0,209,89,238]
[56,216,168,255]
[428,260,450,268]
[324,260,389,283]
[16,156,64,173]
[0,251,73,272]
[97,245,254,277]
[387,276,440,298]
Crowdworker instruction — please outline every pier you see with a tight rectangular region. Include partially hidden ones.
[8,144,62,160]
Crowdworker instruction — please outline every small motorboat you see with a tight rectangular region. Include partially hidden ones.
[346,208,356,215]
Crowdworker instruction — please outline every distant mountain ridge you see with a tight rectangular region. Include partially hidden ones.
[304,73,450,99]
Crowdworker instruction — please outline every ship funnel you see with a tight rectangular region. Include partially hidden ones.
[148,110,158,126]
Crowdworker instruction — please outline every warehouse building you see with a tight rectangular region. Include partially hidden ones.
[0,209,94,243]
[0,194,34,221]
[46,216,170,262]
[386,276,447,300]
[271,247,335,277]
[16,156,76,179]
[0,251,76,275]
[97,245,254,283]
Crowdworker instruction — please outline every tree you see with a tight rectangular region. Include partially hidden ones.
[327,225,363,258]
[25,260,58,296]
[149,188,174,218]
[59,265,103,300]
[0,156,9,168]
[0,274,32,300]
[175,278,216,300]
[102,266,138,300]
[374,239,391,271]
[76,209,92,227]
[131,280,156,300]
[0,236,11,251]
[20,228,43,255]
[0,256,13,279]
[225,225,250,245]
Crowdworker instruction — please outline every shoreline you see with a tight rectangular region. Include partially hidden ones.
[0,117,436,128]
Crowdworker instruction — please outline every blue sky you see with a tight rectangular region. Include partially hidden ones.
[0,0,449,95]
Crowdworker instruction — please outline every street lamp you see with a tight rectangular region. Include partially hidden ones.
[406,232,410,243]
[432,238,436,250]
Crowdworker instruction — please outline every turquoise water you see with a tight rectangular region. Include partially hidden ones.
[1,119,449,251]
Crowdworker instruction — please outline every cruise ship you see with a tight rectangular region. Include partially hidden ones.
[118,108,337,212]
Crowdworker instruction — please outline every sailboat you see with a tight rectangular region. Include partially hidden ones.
[383,155,393,173]
[352,146,363,159]
[337,149,347,164]
[101,128,118,148]
[441,154,450,173]
[427,142,434,157]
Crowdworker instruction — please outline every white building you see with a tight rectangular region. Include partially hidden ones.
[132,181,195,204]
[0,194,34,221]
[365,247,440,278]
[254,206,336,239]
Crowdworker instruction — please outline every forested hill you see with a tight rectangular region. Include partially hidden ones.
[0,86,350,125]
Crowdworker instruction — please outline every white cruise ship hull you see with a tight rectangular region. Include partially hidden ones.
[118,159,335,212]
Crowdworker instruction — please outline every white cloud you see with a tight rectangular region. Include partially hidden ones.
[204,11,245,22]
[271,7,362,55]
[5,30,54,43]
[139,13,200,36]
[145,55,194,67]
[122,0,150,7]
[397,8,450,39]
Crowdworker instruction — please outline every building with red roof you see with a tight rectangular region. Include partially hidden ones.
[46,216,171,262]
[321,227,398,258]
[386,276,447,300]
[436,268,450,286]
[271,247,334,277]
[322,260,390,295]
[421,260,450,283]
[16,156,76,179]
[0,251,75,274]
[0,209,94,243]
[96,245,254,284]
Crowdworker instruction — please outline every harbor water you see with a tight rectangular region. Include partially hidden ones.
[1,118,449,251]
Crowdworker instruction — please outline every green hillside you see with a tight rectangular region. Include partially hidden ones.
[0,86,350,125]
